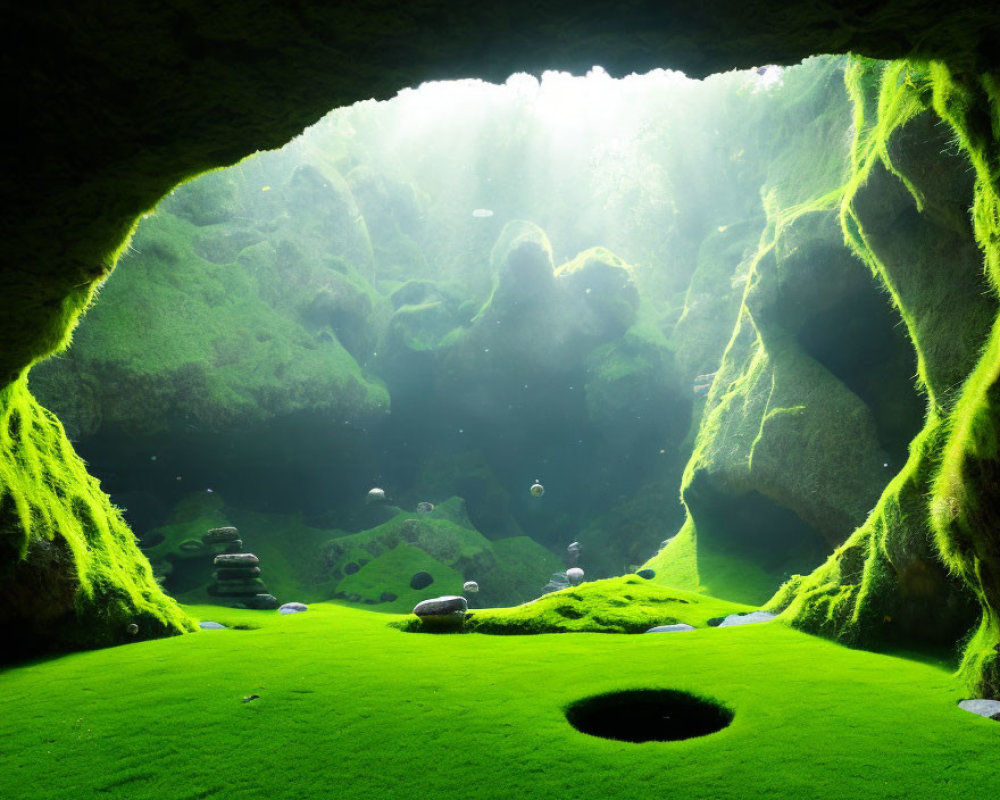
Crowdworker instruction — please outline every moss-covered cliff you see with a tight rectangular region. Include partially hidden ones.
[640,57,1000,695]
[0,379,195,661]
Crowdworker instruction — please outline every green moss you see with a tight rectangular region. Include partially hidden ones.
[473,220,554,322]
[676,208,890,550]
[2,599,997,799]
[322,499,556,608]
[334,543,465,612]
[642,518,701,592]
[0,378,194,656]
[395,576,753,635]
[32,203,389,437]
[768,58,1000,691]
[486,536,565,603]
[921,64,1000,695]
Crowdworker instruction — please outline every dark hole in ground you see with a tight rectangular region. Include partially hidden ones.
[565,689,733,743]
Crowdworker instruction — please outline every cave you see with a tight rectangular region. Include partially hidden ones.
[4,3,1000,799]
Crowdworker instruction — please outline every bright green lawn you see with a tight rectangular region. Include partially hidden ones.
[1,602,998,799]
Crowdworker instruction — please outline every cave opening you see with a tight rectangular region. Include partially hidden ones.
[684,475,832,605]
[27,55,913,609]
[795,281,925,465]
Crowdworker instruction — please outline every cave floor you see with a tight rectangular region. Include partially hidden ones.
[1,603,997,799]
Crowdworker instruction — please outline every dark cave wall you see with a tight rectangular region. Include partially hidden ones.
[3,2,1000,678]
[5,1,1000,385]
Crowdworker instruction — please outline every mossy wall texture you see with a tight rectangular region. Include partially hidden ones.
[765,60,1000,694]
[647,56,1000,695]
[4,3,1000,674]
[0,379,194,660]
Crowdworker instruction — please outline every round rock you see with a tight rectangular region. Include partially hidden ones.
[279,602,308,615]
[214,553,260,567]
[198,621,227,630]
[246,594,280,610]
[463,581,479,593]
[566,567,585,586]
[636,568,656,580]
[413,595,467,632]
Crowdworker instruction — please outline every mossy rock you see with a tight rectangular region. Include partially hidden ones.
[334,543,464,611]
[394,576,753,634]
[30,154,389,441]
[554,247,639,339]
[0,380,194,662]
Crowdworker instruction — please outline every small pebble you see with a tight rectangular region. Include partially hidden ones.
[199,621,227,630]
[646,623,696,633]
[242,694,260,703]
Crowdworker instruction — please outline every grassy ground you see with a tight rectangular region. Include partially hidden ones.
[1,601,998,800]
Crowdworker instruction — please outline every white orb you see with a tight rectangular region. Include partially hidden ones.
[566,567,585,586]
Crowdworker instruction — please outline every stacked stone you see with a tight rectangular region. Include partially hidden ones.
[204,526,279,610]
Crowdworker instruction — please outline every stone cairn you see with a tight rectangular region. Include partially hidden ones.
[204,526,279,610]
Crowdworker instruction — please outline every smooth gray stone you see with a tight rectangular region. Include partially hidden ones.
[247,593,280,610]
[646,623,696,633]
[413,595,467,616]
[198,621,227,630]
[279,602,308,614]
[413,595,467,632]
[214,552,260,567]
[717,611,776,628]
[203,526,240,543]
[959,699,1000,719]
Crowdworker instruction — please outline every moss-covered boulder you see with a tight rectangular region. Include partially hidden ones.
[321,497,558,607]
[30,153,389,442]
[0,380,194,662]
[395,576,753,634]
[769,61,996,684]
[672,208,901,590]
